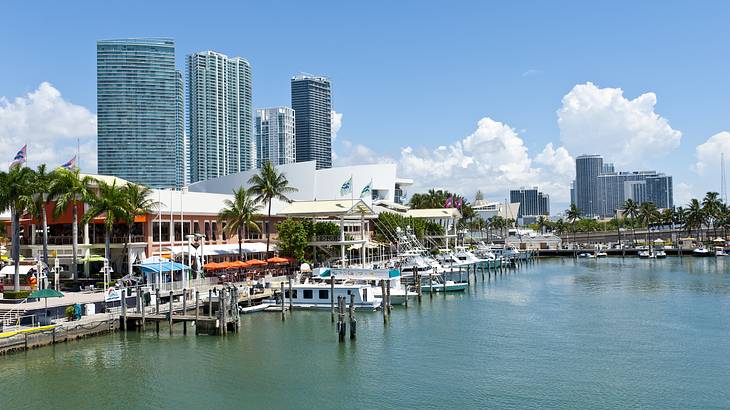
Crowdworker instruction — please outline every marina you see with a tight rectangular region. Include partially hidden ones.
[1,257,728,408]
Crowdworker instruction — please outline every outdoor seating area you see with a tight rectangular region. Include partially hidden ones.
[203,256,297,282]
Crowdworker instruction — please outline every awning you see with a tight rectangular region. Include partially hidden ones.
[165,242,273,256]
[0,265,37,276]
[135,261,190,274]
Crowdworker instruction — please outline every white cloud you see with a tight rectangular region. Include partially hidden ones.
[557,82,681,168]
[522,69,542,77]
[673,182,695,207]
[334,139,394,166]
[0,82,97,171]
[693,131,730,176]
[331,110,342,140]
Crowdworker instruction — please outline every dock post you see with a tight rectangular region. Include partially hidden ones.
[156,288,160,314]
[121,290,127,331]
[429,272,433,298]
[140,289,146,331]
[386,281,392,313]
[416,272,422,303]
[288,276,293,314]
[481,263,484,280]
[182,289,187,335]
[349,293,356,340]
[208,289,213,318]
[380,281,388,323]
[234,285,241,331]
[195,291,200,335]
[280,282,285,321]
[136,288,141,314]
[337,297,346,342]
[330,275,336,323]
[168,290,173,335]
[403,279,408,309]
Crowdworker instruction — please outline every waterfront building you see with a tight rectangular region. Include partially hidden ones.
[97,38,185,188]
[646,175,673,209]
[575,154,604,217]
[291,75,332,169]
[509,187,550,224]
[255,107,296,167]
[187,51,254,183]
[597,171,674,217]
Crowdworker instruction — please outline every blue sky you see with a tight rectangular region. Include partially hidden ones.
[2,0,729,209]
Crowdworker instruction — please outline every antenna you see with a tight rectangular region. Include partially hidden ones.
[722,152,727,204]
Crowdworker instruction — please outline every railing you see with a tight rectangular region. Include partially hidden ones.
[310,235,360,243]
[155,277,219,293]
[1,298,29,330]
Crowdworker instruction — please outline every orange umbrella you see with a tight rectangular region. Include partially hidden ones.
[231,260,250,268]
[246,259,268,266]
[219,261,237,270]
[266,256,289,264]
[204,262,222,271]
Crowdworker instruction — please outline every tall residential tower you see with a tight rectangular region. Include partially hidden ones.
[291,75,332,169]
[575,154,604,217]
[255,107,296,167]
[187,51,254,183]
[97,38,184,188]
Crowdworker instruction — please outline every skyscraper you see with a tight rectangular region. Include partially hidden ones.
[97,38,184,188]
[255,107,296,167]
[575,154,604,217]
[291,75,332,169]
[510,187,550,222]
[187,51,253,183]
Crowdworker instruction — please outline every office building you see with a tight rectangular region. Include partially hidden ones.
[510,187,549,225]
[255,107,296,167]
[187,51,254,183]
[575,155,604,217]
[97,38,184,188]
[291,75,332,169]
[646,175,673,209]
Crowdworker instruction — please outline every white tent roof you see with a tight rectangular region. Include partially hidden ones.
[0,265,36,276]
[278,199,375,218]
[405,208,461,220]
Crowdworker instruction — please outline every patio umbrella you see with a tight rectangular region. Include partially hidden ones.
[29,288,64,310]
[204,262,222,271]
[266,256,289,264]
[231,260,250,268]
[246,259,268,267]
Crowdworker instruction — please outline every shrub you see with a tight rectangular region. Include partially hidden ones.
[65,306,75,321]
[2,290,31,299]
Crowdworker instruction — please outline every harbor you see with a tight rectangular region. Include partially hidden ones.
[2,257,728,409]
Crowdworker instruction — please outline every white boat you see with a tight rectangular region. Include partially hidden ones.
[715,247,727,257]
[692,247,713,257]
[419,274,467,292]
[314,267,415,306]
[280,280,381,310]
[578,252,595,258]
[638,250,655,259]
[595,251,608,257]
[655,250,667,258]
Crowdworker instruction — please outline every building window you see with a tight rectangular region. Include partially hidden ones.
[194,221,200,235]
[319,290,329,300]
[204,221,210,241]
[303,289,313,299]
[222,222,227,241]
[152,221,170,243]
[212,222,218,241]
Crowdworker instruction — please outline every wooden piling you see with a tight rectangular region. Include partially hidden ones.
[280,282,285,321]
[220,288,226,335]
[195,291,200,335]
[288,276,293,313]
[182,288,187,335]
[416,272,422,302]
[429,272,433,297]
[140,289,146,331]
[403,279,408,309]
[349,293,356,340]
[121,290,127,331]
[330,275,336,323]
[156,288,160,314]
[208,289,213,318]
[337,297,346,342]
[380,281,388,323]
[168,290,173,335]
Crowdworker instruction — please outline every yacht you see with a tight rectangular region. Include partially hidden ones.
[715,247,727,257]
[655,250,667,258]
[638,250,655,259]
[692,247,713,257]
[419,273,467,292]
[279,280,381,310]
[314,267,415,306]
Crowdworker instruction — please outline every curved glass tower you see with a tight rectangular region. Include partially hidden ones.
[97,38,184,188]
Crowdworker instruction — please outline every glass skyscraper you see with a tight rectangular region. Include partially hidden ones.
[187,51,254,183]
[291,75,332,169]
[575,154,604,217]
[255,107,296,168]
[97,38,184,188]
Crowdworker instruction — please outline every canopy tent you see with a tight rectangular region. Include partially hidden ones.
[135,260,190,274]
[0,264,37,276]
[246,259,268,267]
[266,256,290,264]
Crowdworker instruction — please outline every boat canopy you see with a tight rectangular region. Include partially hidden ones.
[316,267,400,280]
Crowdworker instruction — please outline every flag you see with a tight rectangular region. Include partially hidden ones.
[340,176,353,196]
[455,198,463,209]
[445,196,453,208]
[360,179,372,198]
[60,156,77,170]
[10,145,26,169]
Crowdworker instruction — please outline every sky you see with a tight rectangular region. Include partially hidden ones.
[1,0,729,211]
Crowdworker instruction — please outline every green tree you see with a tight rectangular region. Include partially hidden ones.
[30,164,55,267]
[684,199,704,242]
[566,204,581,247]
[82,180,128,268]
[0,166,37,290]
[218,187,262,260]
[276,219,309,261]
[248,161,298,253]
[702,192,722,239]
[49,168,95,280]
[622,199,639,246]
[638,202,660,247]
[536,215,549,234]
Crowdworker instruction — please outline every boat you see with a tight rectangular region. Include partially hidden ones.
[279,280,381,310]
[655,250,667,258]
[595,251,608,257]
[316,267,415,306]
[419,274,467,292]
[638,250,655,259]
[578,252,595,258]
[692,247,713,257]
[715,247,727,257]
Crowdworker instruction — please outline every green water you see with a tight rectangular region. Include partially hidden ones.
[3,258,730,409]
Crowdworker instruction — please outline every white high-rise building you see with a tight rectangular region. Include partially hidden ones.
[187,51,254,183]
[256,107,296,167]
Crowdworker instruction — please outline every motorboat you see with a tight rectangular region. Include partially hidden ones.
[595,251,608,257]
[715,247,727,257]
[638,250,655,259]
[578,252,595,258]
[655,250,667,258]
[418,274,467,292]
[315,267,415,306]
[692,247,713,257]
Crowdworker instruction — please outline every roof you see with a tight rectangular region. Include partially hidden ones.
[83,174,133,187]
[166,242,271,256]
[405,208,461,220]
[278,199,375,218]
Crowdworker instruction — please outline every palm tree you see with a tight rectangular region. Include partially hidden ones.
[218,187,262,260]
[248,161,298,253]
[566,204,581,249]
[30,164,54,267]
[685,199,705,242]
[82,180,128,270]
[123,183,154,244]
[638,202,659,248]
[536,215,549,234]
[622,199,639,247]
[49,168,95,280]
[702,192,722,240]
[0,166,37,290]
